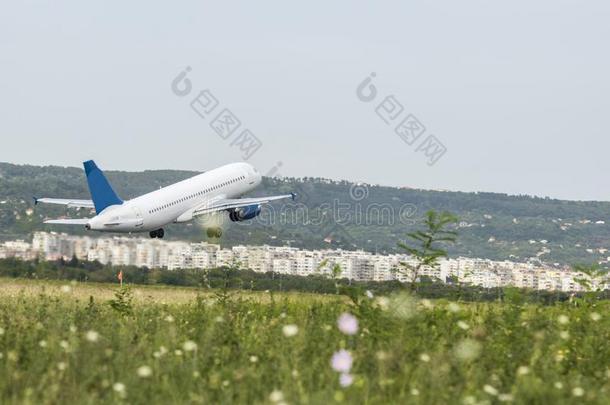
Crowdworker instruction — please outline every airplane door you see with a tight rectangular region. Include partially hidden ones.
[131,206,144,227]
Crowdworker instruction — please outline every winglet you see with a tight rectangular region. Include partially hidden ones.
[290,192,297,201]
[83,160,123,214]
[33,197,38,205]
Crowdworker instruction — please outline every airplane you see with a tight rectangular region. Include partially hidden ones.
[34,160,295,238]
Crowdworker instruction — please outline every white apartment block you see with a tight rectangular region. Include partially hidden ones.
[0,232,606,293]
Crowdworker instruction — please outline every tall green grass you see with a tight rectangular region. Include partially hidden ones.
[0,281,608,404]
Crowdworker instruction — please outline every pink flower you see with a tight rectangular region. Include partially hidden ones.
[331,349,353,373]
[339,373,354,387]
[337,313,359,336]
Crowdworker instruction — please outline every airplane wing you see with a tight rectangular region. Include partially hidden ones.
[190,193,296,218]
[44,218,91,225]
[34,197,95,209]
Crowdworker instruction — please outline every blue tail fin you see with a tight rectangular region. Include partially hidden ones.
[83,160,123,214]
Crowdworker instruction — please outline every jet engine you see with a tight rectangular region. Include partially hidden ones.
[228,204,261,222]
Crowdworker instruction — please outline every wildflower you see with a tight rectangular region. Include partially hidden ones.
[153,345,168,359]
[193,371,200,378]
[457,321,470,330]
[174,349,183,356]
[249,355,258,363]
[419,353,431,363]
[222,380,229,387]
[0,327,5,336]
[557,314,569,325]
[215,316,224,323]
[410,388,420,396]
[376,296,390,310]
[164,315,175,323]
[517,366,530,376]
[60,285,72,293]
[454,339,481,362]
[291,369,299,378]
[282,324,299,337]
[137,365,152,378]
[323,324,332,331]
[590,312,601,322]
[554,382,563,389]
[57,362,67,371]
[182,340,198,352]
[337,313,359,335]
[85,330,100,343]
[339,373,353,387]
[269,390,284,403]
[69,325,77,333]
[279,312,287,319]
[365,290,374,299]
[39,340,47,348]
[331,350,353,373]
[113,382,126,394]
[483,384,498,396]
[375,351,389,361]
[498,393,514,402]
[59,340,69,351]
[572,387,584,397]
[448,302,461,313]
[560,331,570,340]
[462,396,477,405]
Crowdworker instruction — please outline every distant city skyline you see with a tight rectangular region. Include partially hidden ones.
[1,1,609,201]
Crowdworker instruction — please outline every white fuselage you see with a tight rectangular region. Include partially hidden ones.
[86,162,261,233]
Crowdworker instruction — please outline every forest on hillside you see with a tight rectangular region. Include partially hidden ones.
[1,162,610,266]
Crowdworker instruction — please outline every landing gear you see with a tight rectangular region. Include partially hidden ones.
[149,228,165,238]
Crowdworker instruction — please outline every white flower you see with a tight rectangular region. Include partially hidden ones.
[113,382,126,394]
[174,349,183,356]
[269,390,284,403]
[282,324,299,337]
[337,313,359,336]
[365,290,374,299]
[137,365,152,378]
[457,321,469,330]
[182,340,198,352]
[214,316,224,323]
[454,339,481,362]
[590,312,601,321]
[554,382,563,389]
[57,362,67,371]
[339,373,354,387]
[60,285,72,293]
[39,340,47,348]
[560,331,570,340]
[164,315,175,323]
[517,366,530,376]
[59,340,70,351]
[331,350,353,373]
[557,314,569,325]
[572,387,584,397]
[69,325,77,333]
[498,393,514,402]
[0,327,5,336]
[249,355,258,363]
[419,353,431,363]
[85,330,100,343]
[410,388,420,396]
[483,384,498,396]
[447,302,461,313]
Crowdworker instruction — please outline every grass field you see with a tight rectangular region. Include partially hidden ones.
[0,278,608,404]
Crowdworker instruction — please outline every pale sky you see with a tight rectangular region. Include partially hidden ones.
[1,1,609,201]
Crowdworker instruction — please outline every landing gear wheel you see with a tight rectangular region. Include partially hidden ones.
[149,230,158,238]
[157,228,165,239]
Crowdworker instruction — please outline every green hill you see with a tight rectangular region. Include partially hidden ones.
[1,161,609,265]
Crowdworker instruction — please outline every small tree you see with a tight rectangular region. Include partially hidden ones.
[397,210,458,292]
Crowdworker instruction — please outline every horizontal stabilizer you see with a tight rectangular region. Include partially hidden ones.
[44,218,91,225]
[34,197,94,209]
